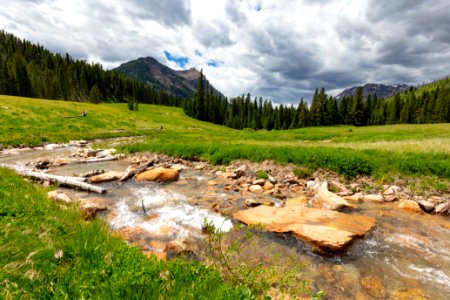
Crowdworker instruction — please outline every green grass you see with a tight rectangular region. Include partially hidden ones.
[0,168,253,299]
[1,95,450,183]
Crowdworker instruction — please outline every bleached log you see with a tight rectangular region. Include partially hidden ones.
[17,169,107,194]
[77,155,120,164]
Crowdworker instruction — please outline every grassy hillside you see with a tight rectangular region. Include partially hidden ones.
[1,95,449,183]
[0,168,252,298]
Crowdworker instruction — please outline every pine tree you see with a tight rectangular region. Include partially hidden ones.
[350,87,364,126]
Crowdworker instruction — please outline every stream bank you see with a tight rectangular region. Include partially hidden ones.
[1,141,449,299]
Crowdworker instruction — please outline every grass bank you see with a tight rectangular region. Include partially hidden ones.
[0,168,253,299]
[1,95,449,184]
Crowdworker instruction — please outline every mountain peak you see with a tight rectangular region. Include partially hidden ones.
[336,83,411,100]
[113,57,222,99]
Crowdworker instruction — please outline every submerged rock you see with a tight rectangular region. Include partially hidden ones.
[360,275,386,299]
[233,205,375,252]
[136,167,179,182]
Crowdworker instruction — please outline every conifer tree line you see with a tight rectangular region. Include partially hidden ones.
[0,30,182,106]
[185,71,450,130]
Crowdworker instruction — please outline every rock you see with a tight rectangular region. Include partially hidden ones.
[330,180,350,194]
[363,194,384,203]
[207,180,219,186]
[211,202,221,213]
[435,201,450,215]
[312,182,354,210]
[284,178,300,185]
[391,288,427,300]
[249,185,263,193]
[427,195,447,205]
[171,164,187,172]
[136,167,179,182]
[384,195,398,202]
[344,193,364,202]
[418,200,435,213]
[252,179,266,186]
[234,165,248,178]
[44,143,62,150]
[285,195,308,207]
[384,185,402,196]
[306,179,321,190]
[245,199,262,207]
[360,275,386,299]
[164,237,197,254]
[194,164,204,170]
[90,171,123,183]
[398,200,423,214]
[268,175,277,184]
[233,205,376,252]
[47,190,72,204]
[263,181,274,190]
[80,202,108,220]
[52,157,72,167]
[95,149,116,158]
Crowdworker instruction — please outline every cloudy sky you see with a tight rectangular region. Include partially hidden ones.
[1,0,450,103]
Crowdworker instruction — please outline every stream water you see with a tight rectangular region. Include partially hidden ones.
[1,144,449,299]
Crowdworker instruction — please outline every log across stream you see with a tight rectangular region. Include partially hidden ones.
[0,143,449,299]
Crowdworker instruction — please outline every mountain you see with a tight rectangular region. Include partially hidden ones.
[336,83,411,100]
[112,57,222,99]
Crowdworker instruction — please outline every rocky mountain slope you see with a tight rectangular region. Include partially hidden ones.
[113,57,222,99]
[336,83,411,100]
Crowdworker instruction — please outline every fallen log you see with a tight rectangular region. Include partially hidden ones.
[76,155,120,164]
[119,158,156,181]
[18,169,107,194]
[78,169,105,178]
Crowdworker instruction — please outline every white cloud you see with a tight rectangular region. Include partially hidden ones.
[1,0,450,102]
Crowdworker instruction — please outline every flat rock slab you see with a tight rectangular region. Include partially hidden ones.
[233,205,376,252]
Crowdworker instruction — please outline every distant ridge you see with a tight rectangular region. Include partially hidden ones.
[336,83,411,100]
[113,57,223,99]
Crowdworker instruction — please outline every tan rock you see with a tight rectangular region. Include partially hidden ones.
[285,195,308,207]
[234,165,248,178]
[435,201,450,215]
[363,194,384,203]
[344,193,364,202]
[52,157,72,167]
[398,200,423,214]
[391,288,427,300]
[252,179,266,186]
[79,198,109,220]
[47,190,72,204]
[136,167,179,182]
[249,185,263,193]
[90,171,123,183]
[312,182,354,210]
[418,200,435,213]
[164,237,197,254]
[263,181,274,190]
[384,185,402,196]
[233,205,375,252]
[360,275,386,299]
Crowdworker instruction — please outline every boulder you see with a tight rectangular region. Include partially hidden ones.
[252,179,266,186]
[418,200,435,213]
[312,182,354,210]
[268,175,277,184]
[435,201,450,215]
[363,194,384,203]
[90,171,123,183]
[249,184,263,193]
[233,205,375,252]
[48,190,72,204]
[398,200,423,214]
[136,167,179,182]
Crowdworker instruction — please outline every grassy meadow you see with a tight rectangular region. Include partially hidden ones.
[1,95,450,184]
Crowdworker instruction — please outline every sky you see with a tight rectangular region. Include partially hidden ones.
[1,0,450,103]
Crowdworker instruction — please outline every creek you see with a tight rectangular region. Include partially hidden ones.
[1,143,449,299]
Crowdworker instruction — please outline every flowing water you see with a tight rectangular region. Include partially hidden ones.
[1,145,449,299]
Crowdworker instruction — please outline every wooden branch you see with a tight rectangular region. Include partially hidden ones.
[119,158,156,181]
[76,155,120,164]
[18,169,107,194]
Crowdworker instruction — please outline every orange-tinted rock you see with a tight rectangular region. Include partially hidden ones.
[90,171,123,183]
[136,167,179,182]
[360,275,386,299]
[285,195,308,207]
[398,200,423,214]
[263,181,274,190]
[233,205,375,252]
[47,190,72,204]
[391,288,427,300]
